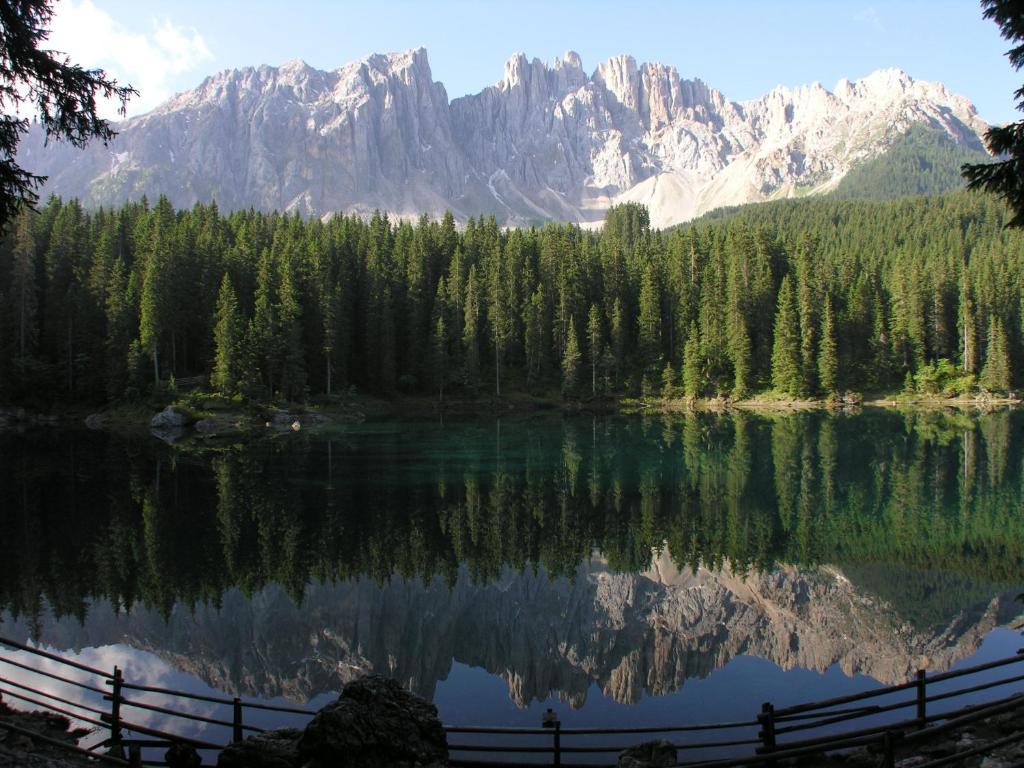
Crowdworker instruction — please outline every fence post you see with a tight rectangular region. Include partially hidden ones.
[758,702,776,751]
[542,707,561,768]
[915,669,927,728]
[233,697,244,743]
[882,731,895,768]
[110,666,123,745]
[128,744,142,768]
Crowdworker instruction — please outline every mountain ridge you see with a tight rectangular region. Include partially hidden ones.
[18,47,990,227]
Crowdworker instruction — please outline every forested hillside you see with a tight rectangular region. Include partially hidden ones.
[831,125,989,200]
[0,192,1021,408]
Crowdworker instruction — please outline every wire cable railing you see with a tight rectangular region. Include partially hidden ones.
[0,635,1022,767]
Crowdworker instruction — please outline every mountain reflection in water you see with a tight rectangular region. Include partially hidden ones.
[0,409,1022,714]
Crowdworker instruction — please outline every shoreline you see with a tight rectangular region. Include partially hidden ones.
[1,391,1020,439]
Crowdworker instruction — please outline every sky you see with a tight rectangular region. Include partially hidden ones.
[47,0,1022,125]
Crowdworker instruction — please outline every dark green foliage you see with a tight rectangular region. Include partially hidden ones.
[818,295,839,395]
[211,273,244,395]
[0,193,1022,407]
[834,126,988,201]
[0,0,136,226]
[771,276,803,395]
[962,0,1024,227]
[561,315,581,396]
[981,316,1012,392]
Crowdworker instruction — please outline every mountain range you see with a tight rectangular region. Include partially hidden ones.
[18,48,991,227]
[4,553,1018,708]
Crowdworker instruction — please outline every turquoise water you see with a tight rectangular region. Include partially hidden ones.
[0,409,1022,758]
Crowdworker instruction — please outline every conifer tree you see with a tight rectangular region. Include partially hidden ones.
[727,314,752,399]
[682,322,701,398]
[277,259,306,401]
[960,291,978,374]
[661,361,677,398]
[463,265,481,391]
[523,285,545,389]
[818,295,839,396]
[980,316,1011,392]
[431,309,448,402]
[211,273,245,395]
[771,276,803,396]
[637,261,661,370]
[586,303,602,396]
[561,315,581,397]
[11,208,36,360]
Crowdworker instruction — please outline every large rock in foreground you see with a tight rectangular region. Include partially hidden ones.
[298,676,448,768]
[217,675,448,768]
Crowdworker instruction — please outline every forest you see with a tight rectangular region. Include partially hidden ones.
[0,190,1022,407]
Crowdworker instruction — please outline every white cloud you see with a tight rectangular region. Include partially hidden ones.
[48,0,214,118]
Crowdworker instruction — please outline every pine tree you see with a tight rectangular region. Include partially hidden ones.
[771,276,803,396]
[523,285,545,389]
[11,208,37,361]
[586,303,602,397]
[661,362,677,398]
[431,278,449,401]
[980,316,1011,392]
[637,262,661,370]
[611,297,626,387]
[727,314,752,399]
[211,273,245,395]
[561,315,581,397]
[277,258,306,401]
[682,322,701,398]
[818,295,839,396]
[463,265,481,391]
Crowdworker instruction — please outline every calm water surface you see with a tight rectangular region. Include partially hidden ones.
[1,409,1022,759]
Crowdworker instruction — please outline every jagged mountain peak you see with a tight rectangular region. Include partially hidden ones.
[21,47,990,227]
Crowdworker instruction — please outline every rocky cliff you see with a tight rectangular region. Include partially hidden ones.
[18,49,988,227]
[7,553,1019,709]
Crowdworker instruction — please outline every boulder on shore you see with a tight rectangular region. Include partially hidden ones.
[150,406,190,430]
[618,740,678,768]
[216,675,448,768]
[218,729,301,768]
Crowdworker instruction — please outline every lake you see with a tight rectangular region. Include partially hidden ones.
[1,409,1022,760]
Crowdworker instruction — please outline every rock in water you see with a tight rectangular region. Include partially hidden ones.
[618,740,677,768]
[297,676,448,768]
[218,729,301,768]
[150,406,189,429]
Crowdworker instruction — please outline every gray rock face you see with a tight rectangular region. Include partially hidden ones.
[19,50,988,228]
[218,729,301,768]
[297,676,447,768]
[618,740,677,768]
[150,406,189,430]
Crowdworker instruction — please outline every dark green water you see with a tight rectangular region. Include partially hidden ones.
[0,409,1022,755]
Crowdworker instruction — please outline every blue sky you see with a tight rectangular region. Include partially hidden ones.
[50,0,1021,124]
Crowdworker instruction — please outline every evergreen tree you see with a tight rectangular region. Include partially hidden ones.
[561,315,581,397]
[523,285,546,389]
[771,276,803,396]
[818,295,839,396]
[727,314,752,399]
[211,273,245,395]
[11,208,36,361]
[980,316,1012,392]
[463,265,481,391]
[682,322,701,398]
[637,261,661,370]
[586,303,602,396]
